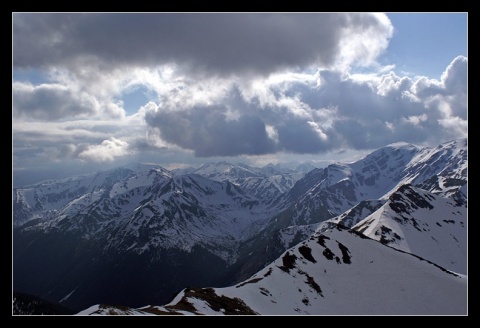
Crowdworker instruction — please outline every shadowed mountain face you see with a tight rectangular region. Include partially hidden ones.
[13,139,467,313]
[13,164,296,311]
[13,292,75,315]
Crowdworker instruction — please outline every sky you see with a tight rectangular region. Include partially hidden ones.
[12,13,468,186]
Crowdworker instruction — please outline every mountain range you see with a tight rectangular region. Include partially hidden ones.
[13,138,467,314]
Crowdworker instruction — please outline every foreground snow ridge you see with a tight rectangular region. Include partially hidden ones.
[79,225,467,315]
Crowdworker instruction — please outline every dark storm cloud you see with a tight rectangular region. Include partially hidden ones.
[276,120,332,153]
[12,82,97,120]
[145,103,276,157]
[13,13,390,76]
[143,82,340,157]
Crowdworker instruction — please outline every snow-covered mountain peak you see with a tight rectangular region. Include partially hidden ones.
[353,141,420,170]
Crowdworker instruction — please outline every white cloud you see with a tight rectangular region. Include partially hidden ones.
[442,56,467,92]
[265,125,279,143]
[335,13,393,70]
[376,73,413,97]
[307,121,328,141]
[78,137,130,162]
[402,114,428,125]
[438,116,468,139]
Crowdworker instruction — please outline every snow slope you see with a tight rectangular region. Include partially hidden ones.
[80,225,467,315]
[352,185,467,274]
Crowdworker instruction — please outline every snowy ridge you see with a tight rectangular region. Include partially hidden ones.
[276,138,467,227]
[80,225,467,315]
[352,184,467,274]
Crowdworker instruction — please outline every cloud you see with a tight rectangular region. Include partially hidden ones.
[319,58,467,148]
[12,55,466,166]
[143,81,341,156]
[77,137,130,162]
[12,82,97,120]
[143,56,467,156]
[11,13,466,174]
[13,13,393,77]
[276,119,331,153]
[440,56,468,119]
[442,55,467,93]
[145,102,276,157]
[12,115,149,171]
[12,80,127,121]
